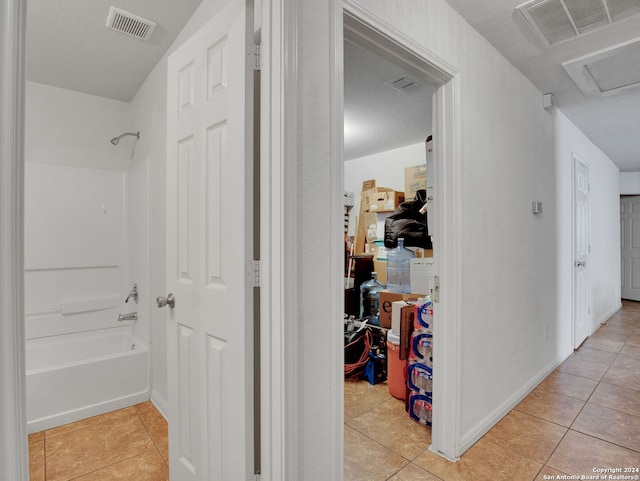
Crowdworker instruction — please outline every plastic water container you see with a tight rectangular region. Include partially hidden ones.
[386,238,415,293]
[410,332,433,366]
[414,299,433,330]
[409,391,433,426]
[359,272,384,325]
[407,361,433,394]
[386,331,406,400]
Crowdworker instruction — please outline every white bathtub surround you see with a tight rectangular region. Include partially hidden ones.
[23,82,153,434]
[26,327,149,433]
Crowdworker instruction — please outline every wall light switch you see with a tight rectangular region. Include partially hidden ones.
[532,201,543,214]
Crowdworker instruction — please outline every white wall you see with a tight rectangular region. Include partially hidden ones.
[25,82,133,171]
[129,59,168,410]
[339,0,560,451]
[288,0,622,468]
[620,172,640,195]
[555,109,621,339]
[347,0,620,450]
[344,142,425,237]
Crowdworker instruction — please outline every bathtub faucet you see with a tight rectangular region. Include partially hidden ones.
[125,283,138,304]
[118,312,138,322]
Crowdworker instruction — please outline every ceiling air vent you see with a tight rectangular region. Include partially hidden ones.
[517,0,640,48]
[385,76,421,94]
[106,7,157,41]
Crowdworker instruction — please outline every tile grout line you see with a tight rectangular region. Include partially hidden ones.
[565,315,640,455]
[523,308,637,477]
[134,406,169,467]
[62,448,160,481]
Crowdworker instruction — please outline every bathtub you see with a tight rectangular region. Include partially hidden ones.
[26,327,150,433]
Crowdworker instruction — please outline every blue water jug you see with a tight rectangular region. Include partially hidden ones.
[359,272,384,325]
[386,238,415,293]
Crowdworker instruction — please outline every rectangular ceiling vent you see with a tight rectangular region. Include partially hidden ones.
[106,7,157,41]
[517,0,640,47]
[385,76,422,94]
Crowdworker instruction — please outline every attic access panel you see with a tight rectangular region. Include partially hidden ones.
[517,0,640,48]
[563,37,640,98]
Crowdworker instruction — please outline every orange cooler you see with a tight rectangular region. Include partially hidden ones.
[386,331,406,400]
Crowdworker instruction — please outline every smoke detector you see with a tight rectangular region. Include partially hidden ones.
[517,0,640,48]
[106,7,157,41]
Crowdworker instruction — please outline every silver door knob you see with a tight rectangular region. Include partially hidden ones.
[156,293,176,308]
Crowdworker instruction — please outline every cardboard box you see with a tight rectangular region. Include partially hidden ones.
[399,306,415,360]
[373,260,387,286]
[391,301,410,333]
[362,179,376,191]
[405,165,427,201]
[411,248,433,259]
[362,211,379,243]
[410,257,435,295]
[379,290,423,327]
[362,188,404,212]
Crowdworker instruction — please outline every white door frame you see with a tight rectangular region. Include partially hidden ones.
[572,154,591,349]
[0,0,29,480]
[260,0,463,476]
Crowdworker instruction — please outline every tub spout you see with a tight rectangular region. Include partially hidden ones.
[118,312,137,322]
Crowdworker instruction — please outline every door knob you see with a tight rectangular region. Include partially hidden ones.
[575,261,586,267]
[156,293,176,308]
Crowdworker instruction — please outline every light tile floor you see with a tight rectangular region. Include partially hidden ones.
[29,301,640,480]
[344,300,640,480]
[29,401,168,481]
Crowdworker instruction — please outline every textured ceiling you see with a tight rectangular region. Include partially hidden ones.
[445,0,640,171]
[26,0,431,161]
[26,0,638,169]
[344,39,434,161]
[26,0,202,102]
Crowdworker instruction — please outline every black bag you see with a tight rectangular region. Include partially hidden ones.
[384,190,432,249]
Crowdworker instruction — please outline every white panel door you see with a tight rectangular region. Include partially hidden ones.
[573,156,590,349]
[165,1,254,480]
[620,195,640,301]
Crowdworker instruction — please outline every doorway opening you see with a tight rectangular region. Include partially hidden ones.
[340,3,462,464]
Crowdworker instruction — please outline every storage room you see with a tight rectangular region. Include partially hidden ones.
[342,37,438,446]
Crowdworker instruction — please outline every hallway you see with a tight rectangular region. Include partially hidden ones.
[344,300,640,480]
[27,301,640,480]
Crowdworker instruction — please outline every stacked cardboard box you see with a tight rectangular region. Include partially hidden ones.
[354,179,404,256]
[404,164,427,201]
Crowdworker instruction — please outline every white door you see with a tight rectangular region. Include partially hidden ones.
[573,156,590,348]
[620,195,640,300]
[164,1,255,480]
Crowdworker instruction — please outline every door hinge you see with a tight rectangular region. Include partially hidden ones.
[252,44,261,71]
[433,275,440,303]
[249,260,261,287]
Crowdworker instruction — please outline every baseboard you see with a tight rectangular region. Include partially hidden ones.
[150,389,169,421]
[592,302,623,335]
[27,389,150,434]
[459,352,570,453]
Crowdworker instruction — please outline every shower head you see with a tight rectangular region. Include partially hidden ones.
[110,131,140,145]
